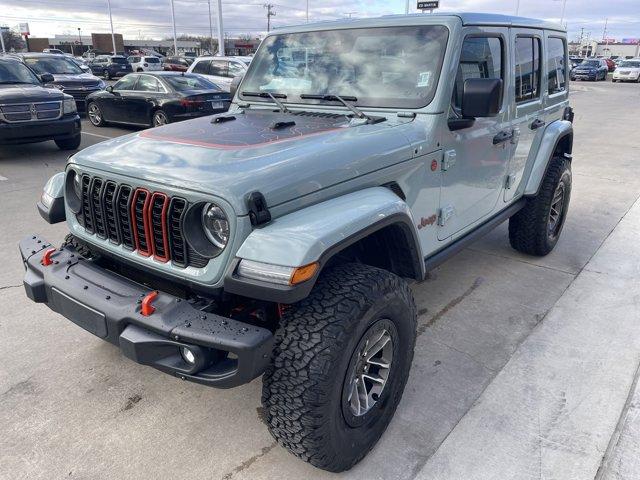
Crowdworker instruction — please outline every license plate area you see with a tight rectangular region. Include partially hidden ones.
[50,287,108,338]
[211,101,224,110]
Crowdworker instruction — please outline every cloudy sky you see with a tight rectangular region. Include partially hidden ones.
[1,0,639,42]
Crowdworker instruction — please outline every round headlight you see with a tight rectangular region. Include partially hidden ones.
[73,172,82,197]
[202,203,229,249]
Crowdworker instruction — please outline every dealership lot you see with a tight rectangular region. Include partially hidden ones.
[1,79,640,479]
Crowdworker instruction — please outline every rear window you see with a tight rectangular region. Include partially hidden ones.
[111,57,128,64]
[163,74,220,91]
[191,60,211,74]
[146,57,160,63]
[515,36,541,103]
[547,37,566,94]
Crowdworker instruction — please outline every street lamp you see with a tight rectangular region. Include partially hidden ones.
[77,27,82,54]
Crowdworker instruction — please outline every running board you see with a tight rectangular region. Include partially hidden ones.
[424,199,526,273]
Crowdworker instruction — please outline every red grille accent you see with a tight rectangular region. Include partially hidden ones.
[150,192,170,263]
[130,188,153,257]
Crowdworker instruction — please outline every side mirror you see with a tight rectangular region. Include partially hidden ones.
[40,73,55,83]
[461,78,503,118]
[106,85,114,93]
[80,65,90,72]
[229,74,244,98]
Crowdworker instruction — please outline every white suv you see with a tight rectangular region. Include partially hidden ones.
[612,59,640,83]
[186,56,251,91]
[127,55,162,72]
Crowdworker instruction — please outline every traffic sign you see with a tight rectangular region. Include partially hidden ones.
[417,1,439,9]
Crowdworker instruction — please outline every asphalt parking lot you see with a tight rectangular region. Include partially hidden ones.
[1,79,640,480]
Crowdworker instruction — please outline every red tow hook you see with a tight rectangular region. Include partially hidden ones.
[141,291,159,316]
[41,248,57,266]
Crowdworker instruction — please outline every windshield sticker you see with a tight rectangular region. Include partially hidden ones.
[417,72,432,88]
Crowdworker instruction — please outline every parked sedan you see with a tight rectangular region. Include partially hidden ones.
[85,72,231,128]
[163,56,193,72]
[88,55,133,79]
[612,59,640,83]
[570,58,608,81]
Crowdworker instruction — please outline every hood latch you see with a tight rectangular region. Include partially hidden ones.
[247,192,272,226]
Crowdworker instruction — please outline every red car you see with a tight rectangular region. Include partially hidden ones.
[604,58,616,72]
[163,56,193,72]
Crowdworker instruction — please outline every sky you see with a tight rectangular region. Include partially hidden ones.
[0,0,639,43]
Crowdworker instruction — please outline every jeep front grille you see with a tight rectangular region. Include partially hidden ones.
[76,175,206,268]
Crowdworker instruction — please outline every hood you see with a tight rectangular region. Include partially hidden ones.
[51,73,102,87]
[69,109,418,215]
[0,83,65,103]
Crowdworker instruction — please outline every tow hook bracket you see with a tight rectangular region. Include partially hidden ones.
[41,248,57,266]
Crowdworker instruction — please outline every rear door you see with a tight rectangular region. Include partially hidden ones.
[438,28,512,240]
[504,29,545,202]
[209,60,230,90]
[119,74,162,125]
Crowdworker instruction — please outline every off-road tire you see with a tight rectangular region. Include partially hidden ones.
[509,156,572,256]
[55,134,81,151]
[103,69,110,80]
[261,263,417,472]
[61,234,94,259]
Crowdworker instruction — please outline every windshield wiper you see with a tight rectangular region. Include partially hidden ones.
[300,94,372,122]
[0,81,34,85]
[241,91,290,113]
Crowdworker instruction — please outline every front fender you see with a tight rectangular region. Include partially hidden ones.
[524,120,573,196]
[225,187,423,303]
[37,172,66,224]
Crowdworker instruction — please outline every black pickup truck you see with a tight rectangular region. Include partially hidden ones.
[0,57,81,149]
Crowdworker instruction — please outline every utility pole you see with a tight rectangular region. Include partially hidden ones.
[216,0,225,56]
[579,27,584,57]
[169,0,178,55]
[264,4,275,32]
[559,0,567,28]
[106,0,117,54]
[405,0,410,14]
[306,0,309,22]
[602,17,608,41]
[0,28,6,54]
[207,0,214,54]
[515,0,520,15]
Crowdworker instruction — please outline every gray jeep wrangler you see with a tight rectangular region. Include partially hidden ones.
[21,13,573,472]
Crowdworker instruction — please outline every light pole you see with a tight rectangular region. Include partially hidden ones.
[169,0,178,55]
[560,0,567,27]
[207,0,214,54]
[216,0,225,56]
[515,0,520,15]
[0,27,6,54]
[306,0,309,22]
[77,27,83,55]
[405,0,410,14]
[106,0,117,54]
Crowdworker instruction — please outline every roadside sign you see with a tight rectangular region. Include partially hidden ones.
[19,22,29,36]
[417,1,439,9]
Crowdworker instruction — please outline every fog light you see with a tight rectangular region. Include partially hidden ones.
[180,346,196,365]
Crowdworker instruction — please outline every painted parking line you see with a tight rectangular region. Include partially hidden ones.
[81,131,116,140]
[0,175,7,181]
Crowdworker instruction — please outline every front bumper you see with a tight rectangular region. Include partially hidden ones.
[0,115,80,145]
[19,235,274,388]
[613,74,639,81]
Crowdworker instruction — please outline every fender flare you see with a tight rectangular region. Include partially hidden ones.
[224,187,424,303]
[524,120,573,196]
[37,172,66,224]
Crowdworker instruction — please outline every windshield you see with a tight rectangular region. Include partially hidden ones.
[111,57,128,64]
[583,60,600,67]
[0,61,41,84]
[240,25,449,109]
[164,74,220,91]
[24,56,83,75]
[620,61,640,68]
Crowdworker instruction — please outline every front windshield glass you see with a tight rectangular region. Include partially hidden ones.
[24,56,83,75]
[240,25,449,109]
[164,74,220,91]
[621,61,640,68]
[583,60,600,67]
[0,61,40,84]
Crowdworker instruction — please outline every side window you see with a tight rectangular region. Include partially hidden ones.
[113,75,138,91]
[452,36,503,111]
[136,75,159,92]
[228,62,245,78]
[210,60,228,77]
[191,60,211,74]
[547,37,566,94]
[515,36,542,103]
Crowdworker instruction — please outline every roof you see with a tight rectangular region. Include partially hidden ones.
[273,12,564,34]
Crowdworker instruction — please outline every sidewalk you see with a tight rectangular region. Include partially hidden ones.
[415,198,640,480]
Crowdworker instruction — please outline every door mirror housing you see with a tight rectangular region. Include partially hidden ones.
[40,73,55,84]
[229,75,244,98]
[461,78,503,118]
[106,85,114,93]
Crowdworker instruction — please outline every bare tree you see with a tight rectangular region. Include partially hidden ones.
[1,29,25,52]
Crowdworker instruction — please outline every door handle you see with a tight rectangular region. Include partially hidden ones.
[493,130,513,145]
[530,119,546,130]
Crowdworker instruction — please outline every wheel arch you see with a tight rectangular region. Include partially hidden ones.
[224,187,425,304]
[524,120,573,197]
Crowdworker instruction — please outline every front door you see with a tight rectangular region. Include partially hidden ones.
[106,74,139,123]
[438,28,512,240]
[504,29,545,202]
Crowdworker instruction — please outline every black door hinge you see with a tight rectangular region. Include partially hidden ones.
[247,191,271,226]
